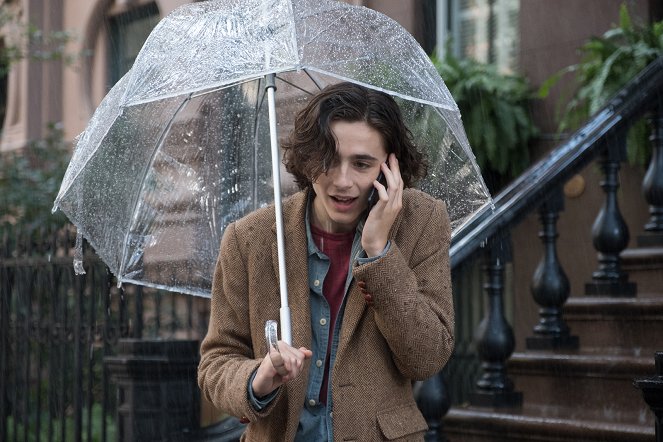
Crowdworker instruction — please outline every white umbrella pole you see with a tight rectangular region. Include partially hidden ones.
[265,73,292,345]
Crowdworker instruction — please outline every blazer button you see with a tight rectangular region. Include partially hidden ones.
[239,416,250,424]
[364,293,373,303]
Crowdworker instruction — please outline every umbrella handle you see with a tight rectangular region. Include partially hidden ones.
[265,312,291,349]
[265,320,279,352]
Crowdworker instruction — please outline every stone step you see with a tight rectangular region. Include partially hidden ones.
[620,246,663,295]
[444,405,654,442]
[563,296,663,354]
[508,352,655,427]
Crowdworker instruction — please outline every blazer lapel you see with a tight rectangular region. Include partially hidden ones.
[337,205,405,361]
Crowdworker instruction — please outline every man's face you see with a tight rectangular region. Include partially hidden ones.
[311,120,388,233]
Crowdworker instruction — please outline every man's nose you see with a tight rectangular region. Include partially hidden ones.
[331,164,352,188]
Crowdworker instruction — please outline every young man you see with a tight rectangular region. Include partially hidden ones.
[198,82,454,441]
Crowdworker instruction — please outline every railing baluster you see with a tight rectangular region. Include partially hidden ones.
[639,104,663,247]
[102,267,113,442]
[48,231,62,442]
[415,372,451,441]
[527,188,578,350]
[470,235,522,407]
[0,232,10,442]
[586,134,637,296]
[74,252,84,442]
[86,263,97,442]
[35,233,45,442]
[21,233,32,442]
[60,229,70,442]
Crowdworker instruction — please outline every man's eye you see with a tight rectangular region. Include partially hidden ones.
[355,162,370,169]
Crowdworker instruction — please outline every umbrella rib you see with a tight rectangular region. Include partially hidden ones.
[274,74,317,96]
[256,82,267,115]
[303,67,458,112]
[303,69,323,91]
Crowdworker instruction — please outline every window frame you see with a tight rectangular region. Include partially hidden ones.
[107,2,161,89]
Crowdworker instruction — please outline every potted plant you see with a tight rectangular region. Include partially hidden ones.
[539,3,663,165]
[432,51,539,192]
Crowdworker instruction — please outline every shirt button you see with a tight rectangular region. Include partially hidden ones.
[309,399,316,406]
[314,279,320,286]
[329,411,333,418]
[316,359,323,367]
[319,318,327,326]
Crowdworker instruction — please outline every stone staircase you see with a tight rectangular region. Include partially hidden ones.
[444,247,662,441]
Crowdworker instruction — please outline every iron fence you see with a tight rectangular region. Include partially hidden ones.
[0,226,209,442]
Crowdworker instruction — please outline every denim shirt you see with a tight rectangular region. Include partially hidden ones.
[248,196,389,441]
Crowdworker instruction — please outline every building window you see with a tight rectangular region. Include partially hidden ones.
[436,0,519,73]
[107,2,160,88]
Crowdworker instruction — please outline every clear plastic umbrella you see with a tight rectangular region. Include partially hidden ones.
[53,0,491,342]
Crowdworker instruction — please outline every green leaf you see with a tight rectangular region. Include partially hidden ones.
[618,3,633,33]
[587,46,626,113]
[537,65,576,98]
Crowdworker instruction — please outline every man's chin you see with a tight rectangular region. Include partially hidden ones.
[329,213,362,232]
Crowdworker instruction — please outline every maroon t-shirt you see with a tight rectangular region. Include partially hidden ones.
[310,224,354,404]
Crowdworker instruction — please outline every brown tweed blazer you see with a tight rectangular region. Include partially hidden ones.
[198,188,454,441]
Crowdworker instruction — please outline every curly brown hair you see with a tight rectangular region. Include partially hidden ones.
[282,82,427,190]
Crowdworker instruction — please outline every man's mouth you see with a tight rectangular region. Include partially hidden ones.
[331,195,356,203]
[330,195,357,210]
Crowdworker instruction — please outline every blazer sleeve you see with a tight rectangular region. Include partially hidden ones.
[352,197,454,380]
[197,222,282,421]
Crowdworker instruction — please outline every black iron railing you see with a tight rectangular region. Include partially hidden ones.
[429,55,663,428]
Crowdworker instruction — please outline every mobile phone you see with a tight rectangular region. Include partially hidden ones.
[367,171,388,211]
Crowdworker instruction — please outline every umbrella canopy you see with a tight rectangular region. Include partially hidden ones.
[53,0,491,297]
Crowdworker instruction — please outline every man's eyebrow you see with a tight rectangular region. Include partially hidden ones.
[349,154,380,162]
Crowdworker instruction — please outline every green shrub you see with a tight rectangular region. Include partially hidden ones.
[0,123,71,232]
[540,4,663,165]
[432,51,538,191]
[6,403,117,442]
